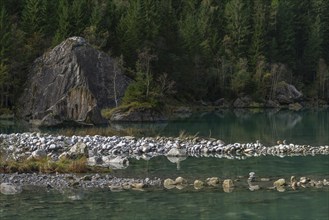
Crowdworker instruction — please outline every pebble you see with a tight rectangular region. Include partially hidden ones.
[1,133,328,165]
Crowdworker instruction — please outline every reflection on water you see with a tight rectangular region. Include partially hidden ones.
[1,110,328,146]
[111,109,329,145]
[112,155,329,180]
[1,187,328,220]
[1,110,328,220]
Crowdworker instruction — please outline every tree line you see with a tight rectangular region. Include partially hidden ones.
[1,0,329,111]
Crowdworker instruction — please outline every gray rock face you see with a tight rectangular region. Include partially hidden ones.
[233,96,252,108]
[18,37,131,126]
[274,81,303,104]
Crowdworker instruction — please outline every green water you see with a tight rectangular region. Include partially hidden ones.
[1,188,328,220]
[1,110,329,219]
[112,109,329,145]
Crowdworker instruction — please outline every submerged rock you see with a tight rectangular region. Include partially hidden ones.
[166,148,187,157]
[175,177,187,185]
[164,178,176,189]
[17,37,131,126]
[222,179,234,188]
[103,156,129,169]
[0,183,22,195]
[206,177,220,186]
[273,178,286,188]
[194,180,204,189]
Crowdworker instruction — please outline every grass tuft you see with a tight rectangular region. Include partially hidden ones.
[0,157,111,174]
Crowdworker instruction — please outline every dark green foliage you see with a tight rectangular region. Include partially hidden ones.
[224,0,251,59]
[52,0,71,46]
[123,48,160,107]
[1,0,329,110]
[71,0,88,36]
[21,0,46,35]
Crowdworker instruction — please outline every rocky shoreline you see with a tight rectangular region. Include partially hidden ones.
[0,173,161,195]
[1,172,328,195]
[1,132,329,195]
[1,133,328,162]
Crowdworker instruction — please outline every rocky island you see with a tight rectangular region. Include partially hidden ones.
[1,132,328,195]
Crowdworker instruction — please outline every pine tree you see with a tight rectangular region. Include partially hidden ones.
[303,10,322,79]
[224,0,251,59]
[320,0,329,62]
[83,0,109,49]
[267,0,279,62]
[21,0,47,60]
[21,0,46,35]
[0,6,11,107]
[276,0,296,68]
[140,0,160,46]
[71,0,88,36]
[53,0,71,46]
[250,0,267,67]
[117,0,144,66]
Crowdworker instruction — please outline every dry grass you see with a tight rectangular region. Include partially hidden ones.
[52,126,142,137]
[0,157,111,174]
[178,130,199,139]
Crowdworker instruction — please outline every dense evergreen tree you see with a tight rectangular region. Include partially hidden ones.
[21,0,46,35]
[0,6,10,84]
[71,0,88,36]
[52,0,71,46]
[224,0,251,59]
[117,0,144,67]
[21,0,47,60]
[0,5,12,107]
[276,1,296,69]
[84,0,110,49]
[250,0,266,68]
[1,0,329,109]
[320,0,329,63]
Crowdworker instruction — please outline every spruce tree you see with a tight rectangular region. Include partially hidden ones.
[53,0,71,46]
[303,3,322,79]
[21,0,46,35]
[0,6,11,107]
[21,0,47,60]
[71,0,88,36]
[117,0,144,67]
[276,0,296,68]
[83,0,109,49]
[250,0,266,68]
[224,0,251,59]
[320,0,329,62]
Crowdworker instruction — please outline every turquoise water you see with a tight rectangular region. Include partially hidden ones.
[1,109,329,219]
[1,187,328,220]
[113,109,329,146]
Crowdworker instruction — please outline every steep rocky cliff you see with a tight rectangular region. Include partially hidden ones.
[18,37,130,126]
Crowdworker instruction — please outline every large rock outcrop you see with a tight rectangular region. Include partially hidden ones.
[274,81,303,104]
[18,37,131,126]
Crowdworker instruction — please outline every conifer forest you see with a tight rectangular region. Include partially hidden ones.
[1,0,329,110]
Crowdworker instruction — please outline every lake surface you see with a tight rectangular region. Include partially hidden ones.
[1,109,329,219]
